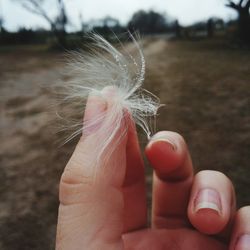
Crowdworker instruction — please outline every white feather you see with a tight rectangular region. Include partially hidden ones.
[57,33,161,162]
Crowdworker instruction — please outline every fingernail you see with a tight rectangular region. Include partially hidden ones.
[235,234,250,250]
[194,188,222,215]
[83,94,107,134]
[148,136,176,151]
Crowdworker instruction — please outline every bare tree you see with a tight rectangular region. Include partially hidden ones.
[14,0,68,47]
[226,0,250,42]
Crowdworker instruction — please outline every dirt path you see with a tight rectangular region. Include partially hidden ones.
[0,55,71,249]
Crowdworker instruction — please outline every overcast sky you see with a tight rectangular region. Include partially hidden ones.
[1,0,237,31]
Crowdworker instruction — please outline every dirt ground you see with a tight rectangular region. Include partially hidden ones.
[0,39,249,249]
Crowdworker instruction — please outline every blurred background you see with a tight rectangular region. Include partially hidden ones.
[0,0,249,249]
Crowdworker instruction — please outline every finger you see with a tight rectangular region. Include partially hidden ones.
[56,92,128,250]
[85,91,147,233]
[229,206,250,250]
[188,170,236,237]
[145,131,194,229]
[122,119,147,233]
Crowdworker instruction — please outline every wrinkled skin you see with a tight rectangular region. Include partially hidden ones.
[56,95,250,250]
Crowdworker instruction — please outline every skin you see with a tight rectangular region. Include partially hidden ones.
[56,95,250,250]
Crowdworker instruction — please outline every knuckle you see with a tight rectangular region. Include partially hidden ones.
[59,167,92,205]
[61,164,89,185]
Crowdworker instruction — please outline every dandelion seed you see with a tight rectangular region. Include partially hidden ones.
[57,32,161,164]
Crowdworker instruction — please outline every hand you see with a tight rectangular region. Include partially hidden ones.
[56,95,250,250]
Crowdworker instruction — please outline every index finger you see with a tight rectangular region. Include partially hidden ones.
[145,131,194,229]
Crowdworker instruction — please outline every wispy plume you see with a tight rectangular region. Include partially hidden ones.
[56,32,161,161]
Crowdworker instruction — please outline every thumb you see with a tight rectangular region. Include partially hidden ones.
[56,93,128,250]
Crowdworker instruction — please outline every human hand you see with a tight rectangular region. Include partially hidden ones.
[56,95,250,250]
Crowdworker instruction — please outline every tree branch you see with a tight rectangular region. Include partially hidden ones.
[226,1,241,10]
[22,3,43,16]
[245,0,250,9]
[21,0,55,28]
[15,0,69,46]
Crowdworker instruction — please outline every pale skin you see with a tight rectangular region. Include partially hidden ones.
[56,95,250,250]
